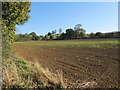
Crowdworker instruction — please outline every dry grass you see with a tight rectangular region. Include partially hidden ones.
[2,55,67,88]
[3,56,36,88]
[33,61,67,88]
[2,55,43,88]
[3,57,20,87]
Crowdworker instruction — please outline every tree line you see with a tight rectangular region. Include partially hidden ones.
[15,24,120,42]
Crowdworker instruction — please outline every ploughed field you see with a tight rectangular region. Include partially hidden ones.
[14,39,119,88]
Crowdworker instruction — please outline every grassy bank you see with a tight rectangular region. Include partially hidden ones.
[3,55,65,89]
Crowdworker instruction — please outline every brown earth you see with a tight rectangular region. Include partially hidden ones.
[14,42,119,88]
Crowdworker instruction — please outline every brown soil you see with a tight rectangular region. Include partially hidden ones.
[14,42,119,88]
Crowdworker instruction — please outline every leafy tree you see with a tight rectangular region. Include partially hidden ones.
[48,32,51,36]
[79,32,85,38]
[29,32,36,36]
[55,30,57,34]
[74,24,82,31]
[59,33,66,39]
[66,28,75,39]
[29,32,37,40]
[52,30,57,35]
[15,33,32,42]
[104,32,115,38]
[59,28,62,34]
[39,35,43,40]
[77,29,86,34]
[52,30,55,35]
[74,24,86,38]
[95,32,102,38]
[74,29,86,38]
[114,31,120,38]
[89,33,95,38]
[2,2,31,57]
[35,36,40,40]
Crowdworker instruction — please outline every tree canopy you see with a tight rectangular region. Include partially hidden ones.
[2,2,31,57]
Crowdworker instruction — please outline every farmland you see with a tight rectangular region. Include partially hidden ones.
[14,39,119,88]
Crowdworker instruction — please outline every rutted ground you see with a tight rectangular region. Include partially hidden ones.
[14,39,119,88]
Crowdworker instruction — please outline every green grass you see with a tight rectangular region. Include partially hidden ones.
[16,39,119,48]
[13,55,31,74]
[11,55,65,88]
